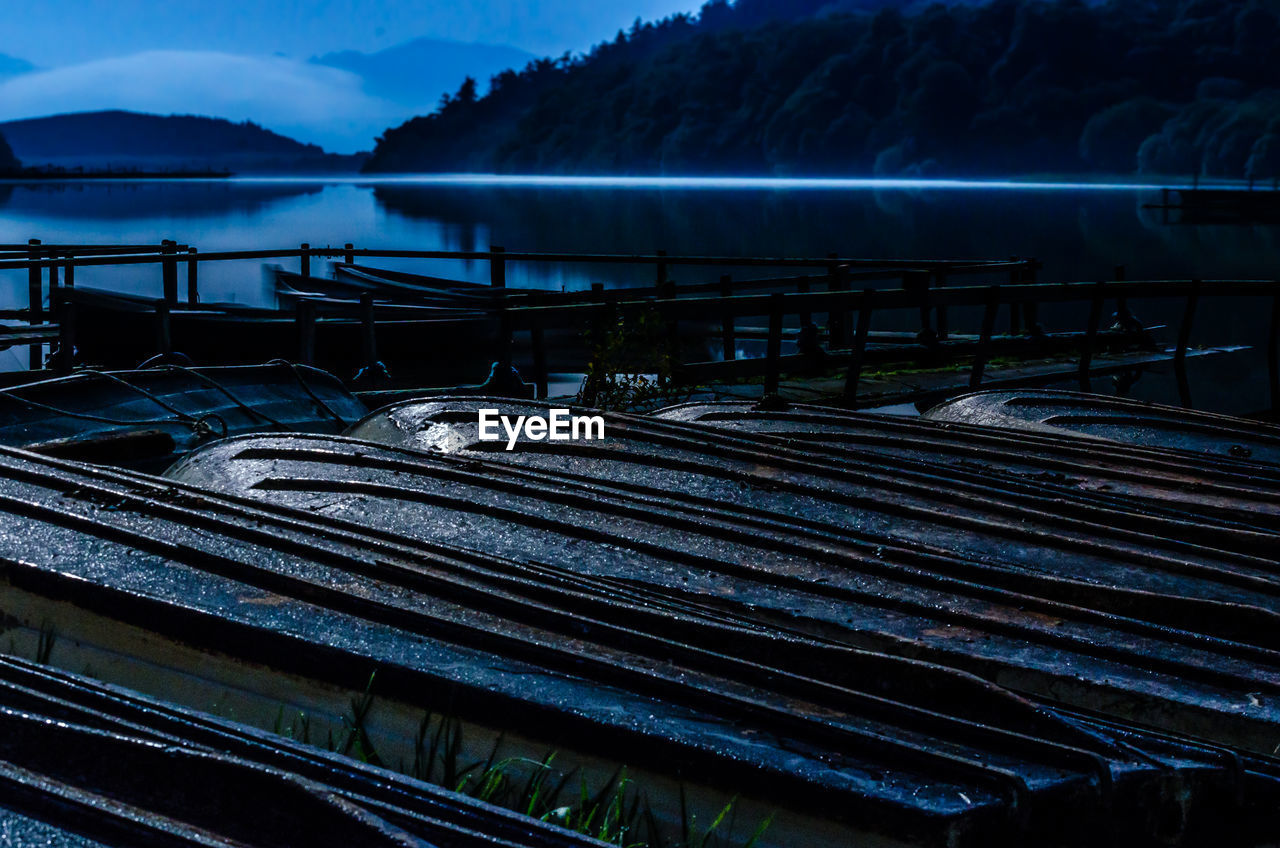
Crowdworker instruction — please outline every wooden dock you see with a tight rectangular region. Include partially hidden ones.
[3,240,1277,413]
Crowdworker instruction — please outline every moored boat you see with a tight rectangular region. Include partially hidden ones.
[922,389,1280,466]
[0,446,1272,845]
[0,361,364,468]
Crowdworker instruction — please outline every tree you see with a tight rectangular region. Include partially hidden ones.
[0,132,18,173]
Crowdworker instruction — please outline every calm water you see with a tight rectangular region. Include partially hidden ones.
[0,176,1275,411]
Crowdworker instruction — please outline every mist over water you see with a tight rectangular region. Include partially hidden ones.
[0,176,1274,410]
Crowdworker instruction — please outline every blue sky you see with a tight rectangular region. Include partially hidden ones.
[0,1,700,152]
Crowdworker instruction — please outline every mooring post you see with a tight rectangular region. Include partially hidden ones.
[970,286,1001,388]
[1175,279,1200,364]
[1021,260,1040,333]
[1269,288,1280,415]
[797,276,813,327]
[490,245,506,289]
[903,270,932,335]
[498,303,514,376]
[720,274,736,361]
[161,240,178,305]
[360,292,378,371]
[842,289,874,402]
[530,320,548,400]
[296,298,316,365]
[344,243,354,265]
[27,239,42,369]
[1112,264,1133,330]
[1078,279,1107,388]
[300,243,310,280]
[763,292,783,398]
[186,248,199,304]
[155,299,172,356]
[827,258,850,348]
[934,269,948,340]
[56,295,76,375]
[1008,259,1022,335]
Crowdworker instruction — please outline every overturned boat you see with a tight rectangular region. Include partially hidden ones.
[160,400,1280,761]
[922,389,1280,466]
[0,444,1271,844]
[0,653,601,848]
[0,362,365,468]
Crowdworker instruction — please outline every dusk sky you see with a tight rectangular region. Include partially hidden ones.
[0,1,700,152]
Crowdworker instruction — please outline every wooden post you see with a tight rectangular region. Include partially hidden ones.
[903,270,932,336]
[934,269,948,340]
[155,299,172,356]
[296,299,317,366]
[655,249,668,289]
[720,274,736,361]
[797,276,812,327]
[530,321,549,400]
[1021,260,1040,333]
[827,260,850,348]
[842,289,874,401]
[1175,280,1200,364]
[187,247,199,304]
[763,292,783,398]
[344,243,355,265]
[970,286,1001,388]
[1008,260,1022,335]
[27,239,42,370]
[300,243,310,279]
[1113,265,1135,330]
[360,292,378,371]
[1078,280,1106,387]
[56,294,76,375]
[48,259,58,292]
[1269,289,1280,415]
[63,257,74,289]
[498,303,513,376]
[161,240,178,305]
[490,245,506,289]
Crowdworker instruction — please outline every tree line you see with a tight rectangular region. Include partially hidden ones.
[362,0,1280,179]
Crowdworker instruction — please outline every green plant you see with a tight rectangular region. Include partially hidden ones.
[269,682,774,848]
[35,621,56,665]
[579,306,683,411]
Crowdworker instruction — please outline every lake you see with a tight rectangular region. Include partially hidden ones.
[1,176,1276,413]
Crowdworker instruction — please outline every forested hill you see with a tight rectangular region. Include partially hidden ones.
[0,132,18,172]
[1,111,365,174]
[363,0,1280,179]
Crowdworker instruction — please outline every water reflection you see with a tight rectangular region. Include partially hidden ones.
[0,177,1274,411]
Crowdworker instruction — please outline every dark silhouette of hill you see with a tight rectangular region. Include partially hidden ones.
[1,111,366,174]
[363,0,1280,179]
[0,131,18,172]
[311,37,534,110]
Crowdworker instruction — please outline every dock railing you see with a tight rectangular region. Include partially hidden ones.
[3,242,1275,412]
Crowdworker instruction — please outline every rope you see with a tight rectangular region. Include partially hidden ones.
[0,371,201,430]
[148,364,289,431]
[0,362,354,440]
[265,359,357,427]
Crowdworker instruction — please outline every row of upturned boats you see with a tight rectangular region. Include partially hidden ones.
[0,343,1279,845]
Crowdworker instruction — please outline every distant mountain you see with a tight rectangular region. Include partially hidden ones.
[0,110,366,173]
[311,37,535,110]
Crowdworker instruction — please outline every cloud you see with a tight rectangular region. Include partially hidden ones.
[0,50,400,152]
